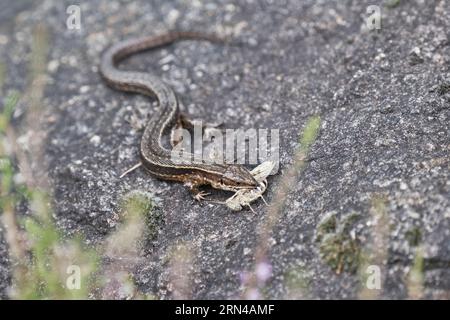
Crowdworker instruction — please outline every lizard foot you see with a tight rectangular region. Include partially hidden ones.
[194,190,210,202]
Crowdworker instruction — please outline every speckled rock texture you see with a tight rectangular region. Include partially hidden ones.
[0,0,449,299]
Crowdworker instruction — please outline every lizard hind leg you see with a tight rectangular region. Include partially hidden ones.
[171,113,225,147]
[170,116,185,148]
[179,113,223,131]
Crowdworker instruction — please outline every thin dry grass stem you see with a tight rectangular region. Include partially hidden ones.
[101,192,152,299]
[24,23,50,191]
[1,22,51,268]
[0,94,29,290]
[168,242,194,300]
[0,62,5,94]
[242,116,321,299]
[407,246,424,300]
[358,194,390,299]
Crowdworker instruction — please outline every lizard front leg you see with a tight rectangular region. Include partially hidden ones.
[184,180,210,201]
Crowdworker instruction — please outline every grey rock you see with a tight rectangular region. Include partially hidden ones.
[0,0,449,299]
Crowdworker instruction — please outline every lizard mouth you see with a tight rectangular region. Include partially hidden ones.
[228,184,256,192]
[239,185,257,189]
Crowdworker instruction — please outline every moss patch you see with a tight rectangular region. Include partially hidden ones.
[120,190,163,243]
[316,212,362,274]
[385,0,401,9]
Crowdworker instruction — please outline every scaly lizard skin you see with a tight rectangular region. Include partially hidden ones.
[99,31,257,201]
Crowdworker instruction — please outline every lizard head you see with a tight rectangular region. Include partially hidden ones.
[212,165,258,191]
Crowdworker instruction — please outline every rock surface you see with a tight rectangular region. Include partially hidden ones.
[0,0,449,299]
